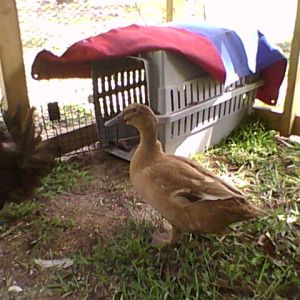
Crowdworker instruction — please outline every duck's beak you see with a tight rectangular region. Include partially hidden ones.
[104,112,124,127]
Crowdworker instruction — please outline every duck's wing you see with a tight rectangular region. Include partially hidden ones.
[143,154,244,203]
[171,155,245,196]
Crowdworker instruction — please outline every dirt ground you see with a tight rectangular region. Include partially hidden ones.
[0,151,163,299]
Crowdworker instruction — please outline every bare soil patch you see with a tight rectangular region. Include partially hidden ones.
[0,151,162,299]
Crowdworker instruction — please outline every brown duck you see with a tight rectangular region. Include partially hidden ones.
[105,103,265,246]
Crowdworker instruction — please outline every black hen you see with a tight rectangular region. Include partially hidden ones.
[0,106,54,210]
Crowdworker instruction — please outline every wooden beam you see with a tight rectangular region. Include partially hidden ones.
[280,0,300,136]
[254,107,300,135]
[43,124,98,157]
[0,0,29,112]
[292,115,300,135]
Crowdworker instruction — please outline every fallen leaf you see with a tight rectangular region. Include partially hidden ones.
[217,279,253,297]
[257,232,277,257]
[34,258,74,269]
[0,221,23,239]
[8,285,23,293]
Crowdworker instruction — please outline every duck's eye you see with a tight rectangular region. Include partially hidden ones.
[131,108,138,113]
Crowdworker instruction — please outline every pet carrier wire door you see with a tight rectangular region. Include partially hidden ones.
[91,56,149,160]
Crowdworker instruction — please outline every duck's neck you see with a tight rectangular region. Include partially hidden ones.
[130,121,163,174]
[139,122,158,149]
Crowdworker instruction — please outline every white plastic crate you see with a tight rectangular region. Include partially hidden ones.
[140,50,263,156]
[92,51,263,159]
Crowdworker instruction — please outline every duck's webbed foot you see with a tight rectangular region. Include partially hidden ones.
[151,226,178,247]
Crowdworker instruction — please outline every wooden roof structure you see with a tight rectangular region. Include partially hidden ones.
[0,0,299,136]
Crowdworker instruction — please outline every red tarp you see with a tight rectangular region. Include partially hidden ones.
[32,24,287,105]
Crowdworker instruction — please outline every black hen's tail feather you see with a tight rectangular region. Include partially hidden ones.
[0,105,54,210]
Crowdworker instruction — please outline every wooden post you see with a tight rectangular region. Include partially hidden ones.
[0,0,29,112]
[0,59,8,110]
[280,0,300,136]
[166,0,184,22]
[166,0,174,22]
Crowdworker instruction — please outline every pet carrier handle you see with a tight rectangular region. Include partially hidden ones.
[156,80,264,124]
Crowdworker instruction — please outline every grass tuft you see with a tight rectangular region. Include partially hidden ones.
[36,161,89,197]
[194,119,278,167]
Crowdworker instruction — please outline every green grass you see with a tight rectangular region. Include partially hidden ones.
[36,161,89,197]
[1,119,299,299]
[0,203,75,256]
[194,120,279,166]
[75,217,299,299]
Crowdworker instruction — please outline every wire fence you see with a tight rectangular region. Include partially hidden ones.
[14,0,167,157]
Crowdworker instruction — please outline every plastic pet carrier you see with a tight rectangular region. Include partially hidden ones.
[92,51,263,160]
